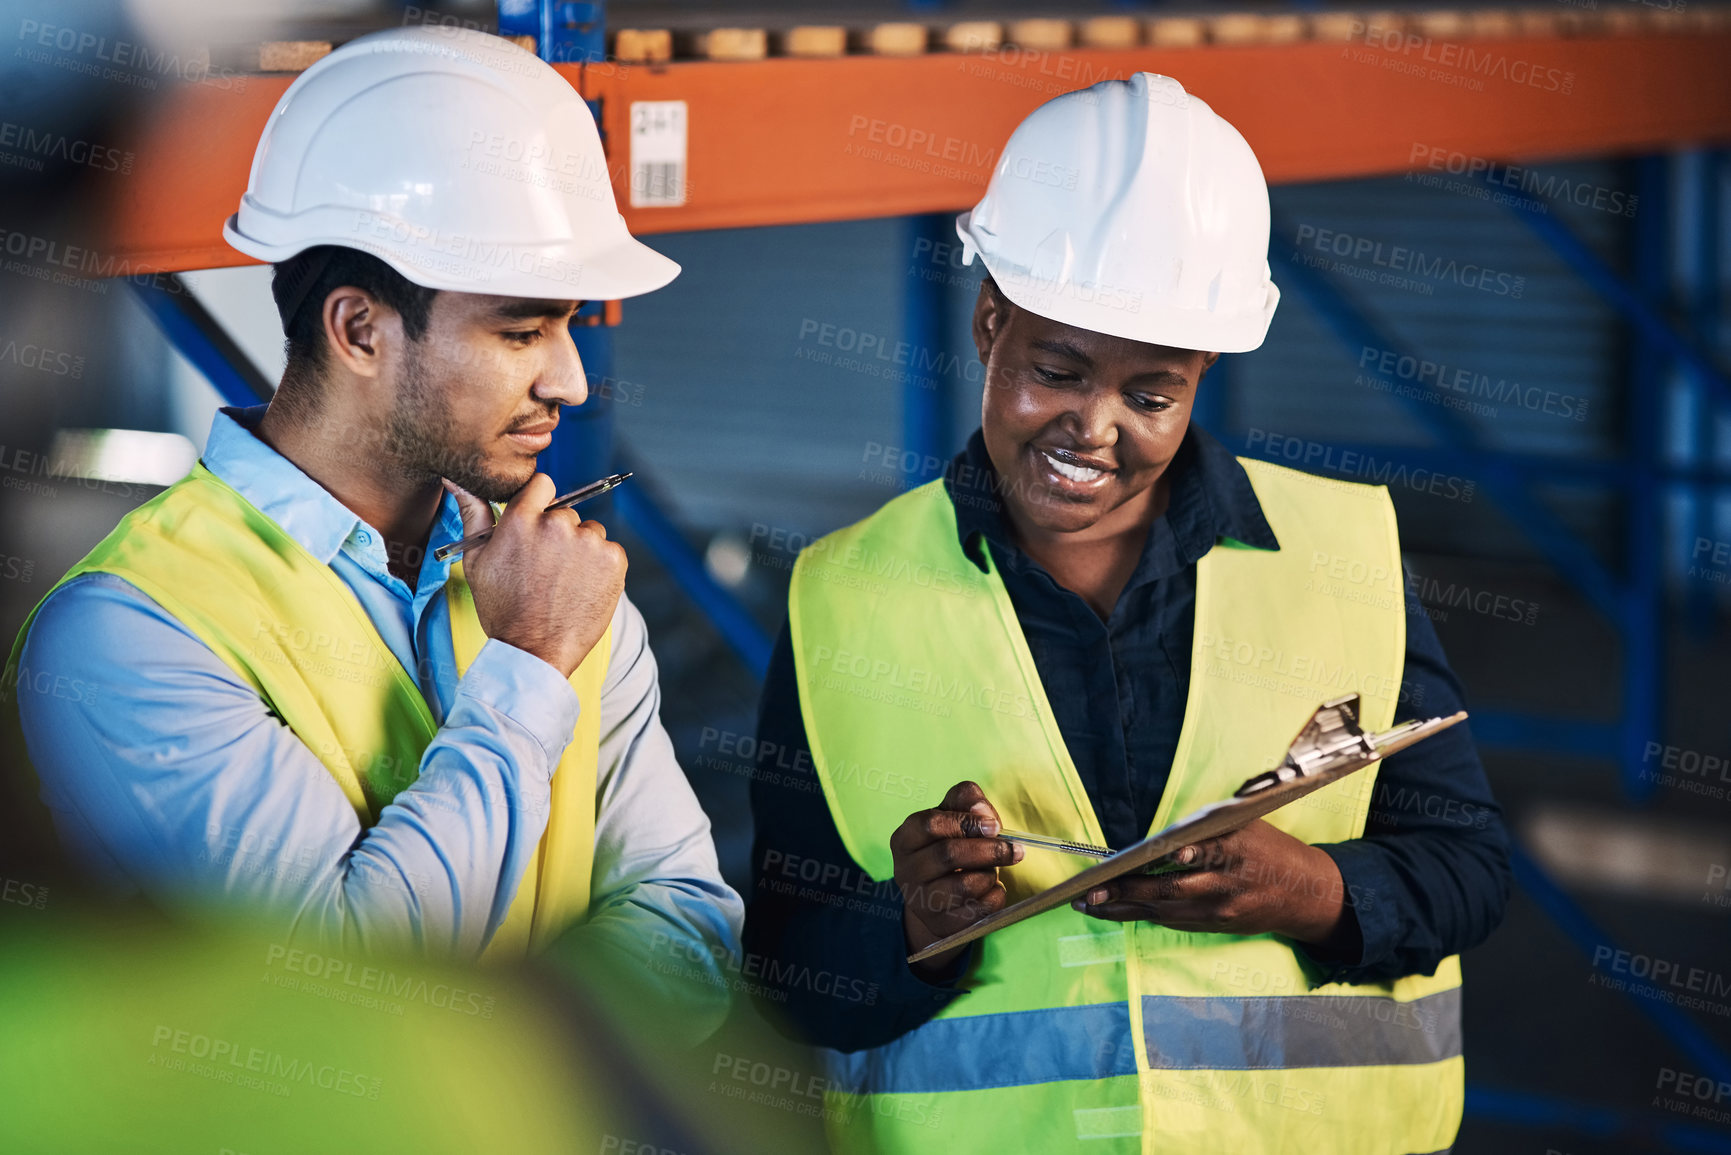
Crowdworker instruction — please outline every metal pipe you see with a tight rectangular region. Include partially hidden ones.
[1272,225,1624,622]
[903,212,955,481]
[1511,842,1731,1087]
[128,276,273,408]
[611,458,774,679]
[1484,168,1731,410]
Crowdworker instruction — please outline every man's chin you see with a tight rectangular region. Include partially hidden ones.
[448,461,535,504]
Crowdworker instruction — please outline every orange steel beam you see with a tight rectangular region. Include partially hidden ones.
[105,35,1731,272]
[590,34,1731,236]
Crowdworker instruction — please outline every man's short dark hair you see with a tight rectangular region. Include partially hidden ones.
[272,246,439,384]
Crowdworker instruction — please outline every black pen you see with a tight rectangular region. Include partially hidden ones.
[433,472,632,562]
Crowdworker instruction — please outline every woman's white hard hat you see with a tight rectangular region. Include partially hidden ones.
[957,72,1279,354]
[223,26,678,301]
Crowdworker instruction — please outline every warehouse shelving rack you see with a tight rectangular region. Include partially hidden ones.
[106,1,1731,1146]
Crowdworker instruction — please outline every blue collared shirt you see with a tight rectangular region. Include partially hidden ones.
[17,406,742,1034]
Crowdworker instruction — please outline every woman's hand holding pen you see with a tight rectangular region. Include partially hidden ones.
[891,781,1024,978]
[1070,819,1360,958]
[447,472,626,679]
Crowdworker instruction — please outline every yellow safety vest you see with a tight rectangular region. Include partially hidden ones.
[787,459,1463,1155]
[3,462,610,961]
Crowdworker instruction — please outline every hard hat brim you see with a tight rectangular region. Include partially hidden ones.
[959,216,1278,356]
[223,213,681,304]
[985,258,1280,355]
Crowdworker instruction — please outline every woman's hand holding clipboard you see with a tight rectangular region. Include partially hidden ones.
[906,694,1467,965]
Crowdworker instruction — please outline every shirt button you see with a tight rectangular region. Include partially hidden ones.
[356,529,372,546]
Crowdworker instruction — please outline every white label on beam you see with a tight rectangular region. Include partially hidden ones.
[629,100,687,208]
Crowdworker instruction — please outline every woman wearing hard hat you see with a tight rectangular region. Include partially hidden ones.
[7,27,741,1043]
[748,73,1506,1154]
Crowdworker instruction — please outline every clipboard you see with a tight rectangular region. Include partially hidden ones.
[907,693,1467,964]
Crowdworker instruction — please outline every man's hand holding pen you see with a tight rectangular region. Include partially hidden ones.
[447,472,627,679]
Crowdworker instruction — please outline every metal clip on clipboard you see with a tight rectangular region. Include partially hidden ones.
[908,693,1467,964]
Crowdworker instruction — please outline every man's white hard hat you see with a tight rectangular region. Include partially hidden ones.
[957,72,1279,354]
[223,26,678,301]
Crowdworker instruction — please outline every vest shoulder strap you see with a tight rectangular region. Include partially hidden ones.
[9,464,437,819]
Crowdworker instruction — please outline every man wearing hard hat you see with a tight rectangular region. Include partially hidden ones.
[747,74,1508,1151]
[4,28,740,1037]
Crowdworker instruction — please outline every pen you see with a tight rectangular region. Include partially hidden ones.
[996,829,1117,860]
[432,472,633,563]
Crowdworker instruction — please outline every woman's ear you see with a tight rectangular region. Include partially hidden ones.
[972,281,1008,365]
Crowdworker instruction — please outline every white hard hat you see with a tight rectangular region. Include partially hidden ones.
[957,72,1279,354]
[223,26,677,301]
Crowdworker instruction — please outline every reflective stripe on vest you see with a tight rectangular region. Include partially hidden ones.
[3,463,609,961]
[821,987,1463,1097]
[789,459,1464,1155]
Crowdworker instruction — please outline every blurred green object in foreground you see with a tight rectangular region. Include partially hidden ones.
[0,904,715,1154]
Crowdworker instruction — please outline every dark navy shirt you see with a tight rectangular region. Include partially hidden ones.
[745,425,1510,1053]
